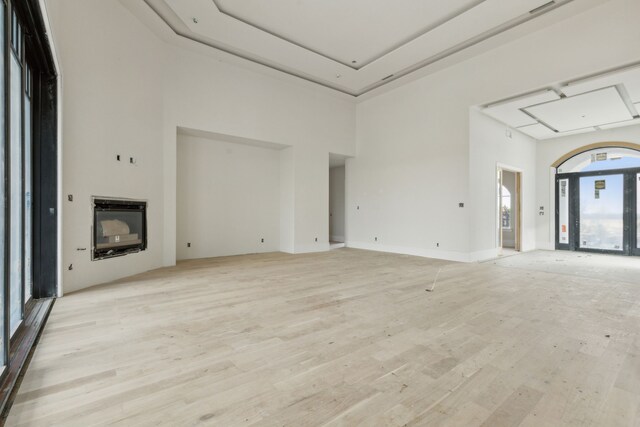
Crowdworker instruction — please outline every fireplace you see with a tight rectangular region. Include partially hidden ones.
[92,198,147,260]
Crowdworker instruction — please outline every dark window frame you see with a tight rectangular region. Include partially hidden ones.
[555,165,640,256]
[0,0,58,417]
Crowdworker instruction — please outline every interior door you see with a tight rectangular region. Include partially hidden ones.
[578,174,625,253]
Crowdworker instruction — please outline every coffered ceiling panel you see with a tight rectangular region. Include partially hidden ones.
[139,0,585,96]
[562,66,640,103]
[481,65,640,140]
[483,90,559,128]
[524,87,633,133]
[517,123,557,139]
[599,118,640,130]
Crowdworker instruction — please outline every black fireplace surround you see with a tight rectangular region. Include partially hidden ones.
[93,198,147,260]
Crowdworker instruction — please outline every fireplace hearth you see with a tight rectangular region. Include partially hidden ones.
[92,198,147,260]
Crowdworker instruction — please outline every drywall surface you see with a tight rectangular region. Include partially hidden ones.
[536,124,640,250]
[329,166,346,242]
[47,0,356,292]
[47,0,166,293]
[162,44,355,263]
[279,148,295,253]
[350,0,640,262]
[176,134,281,260]
[469,111,537,258]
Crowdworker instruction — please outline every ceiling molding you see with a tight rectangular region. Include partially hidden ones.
[142,0,577,97]
[483,63,640,140]
[142,0,356,95]
[211,0,487,70]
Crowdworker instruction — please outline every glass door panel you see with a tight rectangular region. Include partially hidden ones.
[9,52,23,333]
[24,92,32,302]
[558,178,570,245]
[579,174,624,251]
[0,2,5,368]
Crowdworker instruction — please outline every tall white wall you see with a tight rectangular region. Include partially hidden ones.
[279,148,295,253]
[46,0,640,292]
[47,0,356,293]
[469,111,537,259]
[47,0,166,294]
[329,166,346,242]
[161,44,355,263]
[536,124,640,250]
[349,0,640,262]
[176,134,281,260]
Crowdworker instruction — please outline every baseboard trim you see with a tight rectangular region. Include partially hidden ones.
[346,241,471,263]
[294,244,330,254]
[536,242,555,251]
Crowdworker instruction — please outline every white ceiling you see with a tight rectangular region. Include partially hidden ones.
[136,0,598,97]
[524,87,633,133]
[213,0,483,68]
[482,65,640,140]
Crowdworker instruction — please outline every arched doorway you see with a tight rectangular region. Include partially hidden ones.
[554,143,640,256]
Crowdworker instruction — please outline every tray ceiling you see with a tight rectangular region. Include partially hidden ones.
[138,0,588,97]
[483,65,640,140]
[213,0,484,69]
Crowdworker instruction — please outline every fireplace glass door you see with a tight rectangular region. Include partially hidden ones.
[93,199,147,260]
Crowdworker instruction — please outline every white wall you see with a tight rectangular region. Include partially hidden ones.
[279,148,295,253]
[469,111,537,258]
[161,44,355,262]
[47,0,640,292]
[47,0,356,292]
[47,0,166,294]
[536,124,640,250]
[349,0,640,262]
[176,134,281,260]
[329,166,346,242]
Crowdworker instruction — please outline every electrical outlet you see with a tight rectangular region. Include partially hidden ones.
[315,237,318,242]
[459,202,464,208]
[187,242,191,247]
[116,154,121,161]
[68,194,73,202]
[375,237,378,242]
[68,264,73,271]
[436,243,440,247]
[261,238,264,243]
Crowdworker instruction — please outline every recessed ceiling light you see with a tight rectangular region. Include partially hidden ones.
[192,17,199,24]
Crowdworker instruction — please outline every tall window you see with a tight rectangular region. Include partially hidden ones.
[0,0,59,399]
[8,8,23,333]
[24,65,32,302]
[0,1,6,370]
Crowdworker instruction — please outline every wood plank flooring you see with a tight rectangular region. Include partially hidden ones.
[6,249,640,426]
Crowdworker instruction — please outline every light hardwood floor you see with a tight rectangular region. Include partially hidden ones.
[6,249,640,426]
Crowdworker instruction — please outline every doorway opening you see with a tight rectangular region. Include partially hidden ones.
[497,168,522,254]
[329,154,346,249]
[555,146,640,256]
